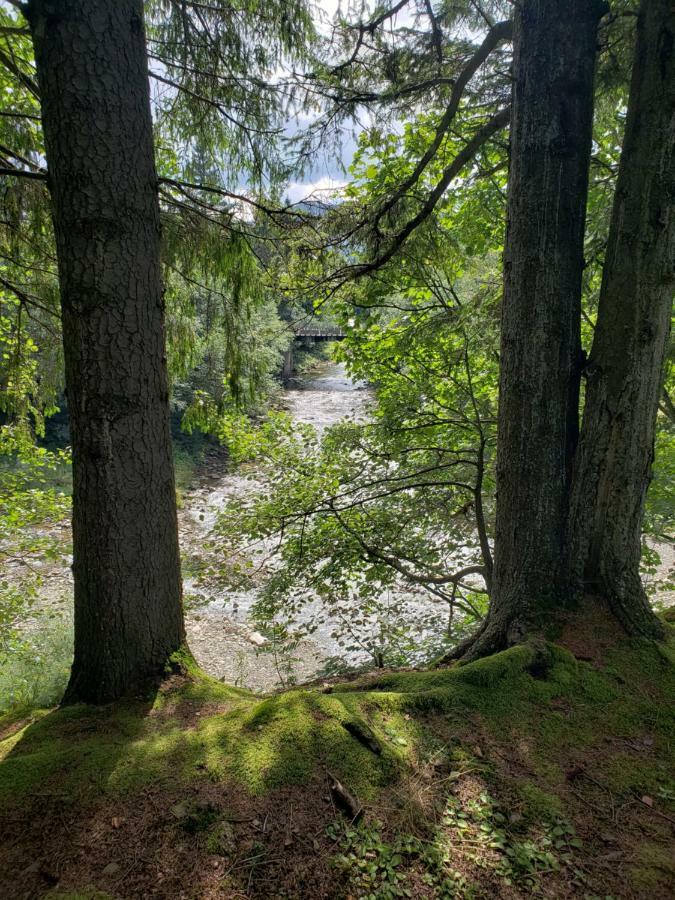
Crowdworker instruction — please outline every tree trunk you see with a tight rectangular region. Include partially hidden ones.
[26,0,186,703]
[569,0,674,638]
[464,0,605,658]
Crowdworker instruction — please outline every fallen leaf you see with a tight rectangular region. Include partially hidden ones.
[171,801,189,819]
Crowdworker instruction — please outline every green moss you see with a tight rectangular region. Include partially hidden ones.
[0,707,50,737]
[656,632,675,666]
[182,688,395,798]
[165,646,202,679]
[630,843,675,893]
[603,752,675,800]
[205,819,236,855]
[0,674,256,804]
[517,781,564,821]
[336,667,457,695]
[2,637,674,830]
[454,643,538,686]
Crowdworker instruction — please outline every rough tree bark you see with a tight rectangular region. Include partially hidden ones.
[26,0,185,703]
[463,0,606,659]
[569,0,674,638]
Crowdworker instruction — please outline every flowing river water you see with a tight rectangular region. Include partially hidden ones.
[182,362,375,690]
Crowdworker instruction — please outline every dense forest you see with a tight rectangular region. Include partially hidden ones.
[0,1,673,897]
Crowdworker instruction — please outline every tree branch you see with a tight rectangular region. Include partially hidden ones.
[371,19,512,231]
[0,165,47,181]
[329,499,487,593]
[0,47,39,97]
[329,106,510,286]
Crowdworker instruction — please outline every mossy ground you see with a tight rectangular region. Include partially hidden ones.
[1,617,674,899]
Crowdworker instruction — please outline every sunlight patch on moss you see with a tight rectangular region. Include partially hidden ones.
[1,636,673,837]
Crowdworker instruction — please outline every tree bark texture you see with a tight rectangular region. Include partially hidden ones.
[470,0,605,657]
[569,0,674,638]
[26,0,185,702]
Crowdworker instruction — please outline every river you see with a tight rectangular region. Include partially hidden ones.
[182,362,374,690]
[10,361,674,696]
[181,359,675,689]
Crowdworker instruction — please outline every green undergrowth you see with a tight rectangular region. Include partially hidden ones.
[1,631,674,896]
[1,636,674,804]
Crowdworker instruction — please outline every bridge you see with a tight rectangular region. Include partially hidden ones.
[282,323,345,381]
[289,323,345,340]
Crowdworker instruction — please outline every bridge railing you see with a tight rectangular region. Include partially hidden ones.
[289,324,345,339]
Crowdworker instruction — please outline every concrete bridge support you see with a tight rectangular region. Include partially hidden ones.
[281,347,294,384]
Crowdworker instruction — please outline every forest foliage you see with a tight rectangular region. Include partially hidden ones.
[0,3,673,898]
[0,0,673,698]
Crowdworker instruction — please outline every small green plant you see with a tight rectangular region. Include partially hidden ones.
[440,790,582,889]
[328,821,416,899]
[0,614,73,714]
[254,621,301,688]
[328,818,477,899]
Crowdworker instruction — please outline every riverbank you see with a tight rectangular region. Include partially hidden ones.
[4,359,674,708]
[1,617,674,899]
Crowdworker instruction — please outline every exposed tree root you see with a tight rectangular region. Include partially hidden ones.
[601,577,666,642]
[439,587,667,669]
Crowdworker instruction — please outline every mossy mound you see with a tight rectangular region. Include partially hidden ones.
[1,632,673,898]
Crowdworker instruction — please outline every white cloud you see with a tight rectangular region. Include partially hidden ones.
[284,176,348,204]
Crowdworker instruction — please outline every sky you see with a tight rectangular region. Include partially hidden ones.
[0,0,411,205]
[285,0,417,203]
[284,1,359,203]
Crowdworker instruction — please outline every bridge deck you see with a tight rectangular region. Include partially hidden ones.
[290,324,345,339]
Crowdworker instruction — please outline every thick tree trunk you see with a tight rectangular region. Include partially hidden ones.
[26,0,186,702]
[569,0,674,638]
[464,0,605,658]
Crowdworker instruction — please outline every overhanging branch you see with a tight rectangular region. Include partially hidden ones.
[371,19,512,231]
[0,165,47,181]
[327,106,510,287]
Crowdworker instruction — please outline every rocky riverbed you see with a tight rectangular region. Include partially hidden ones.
[180,363,372,690]
[8,363,374,693]
[8,362,674,695]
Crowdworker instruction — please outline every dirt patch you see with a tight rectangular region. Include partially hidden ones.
[0,774,352,899]
[557,598,635,666]
[0,714,37,743]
